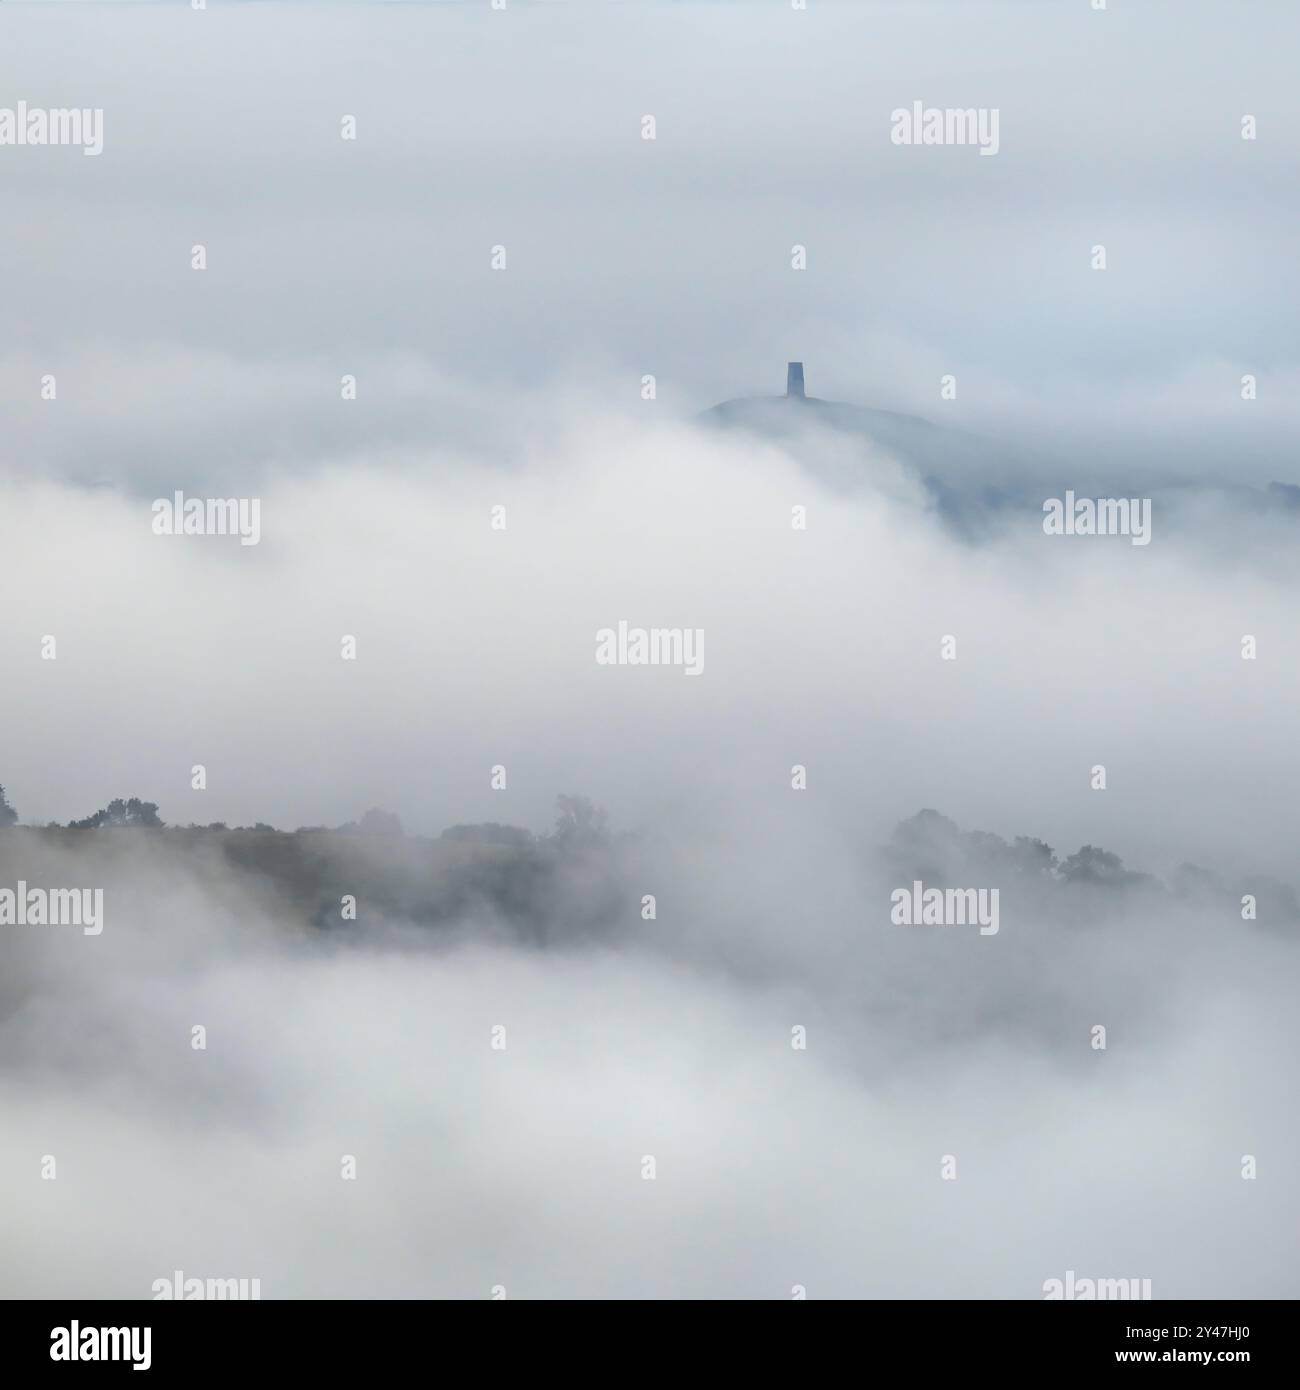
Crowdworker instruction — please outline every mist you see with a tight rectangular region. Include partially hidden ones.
[2,0,1298,1301]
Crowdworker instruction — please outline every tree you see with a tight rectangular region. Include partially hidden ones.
[1011,836,1057,876]
[550,794,608,848]
[68,797,164,829]
[357,808,403,837]
[1060,845,1146,888]
[335,809,403,836]
[441,822,532,848]
[0,784,17,828]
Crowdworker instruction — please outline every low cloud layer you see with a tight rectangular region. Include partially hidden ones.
[2,803,1296,1299]
[4,404,1298,872]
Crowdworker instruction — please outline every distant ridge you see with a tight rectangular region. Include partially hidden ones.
[698,362,1028,536]
[698,362,1300,540]
[700,360,969,468]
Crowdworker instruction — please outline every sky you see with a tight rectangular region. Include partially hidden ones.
[1,0,1298,1300]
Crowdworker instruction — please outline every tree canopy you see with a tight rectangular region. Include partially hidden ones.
[68,798,164,829]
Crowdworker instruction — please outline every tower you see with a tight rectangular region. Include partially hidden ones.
[786,361,805,399]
